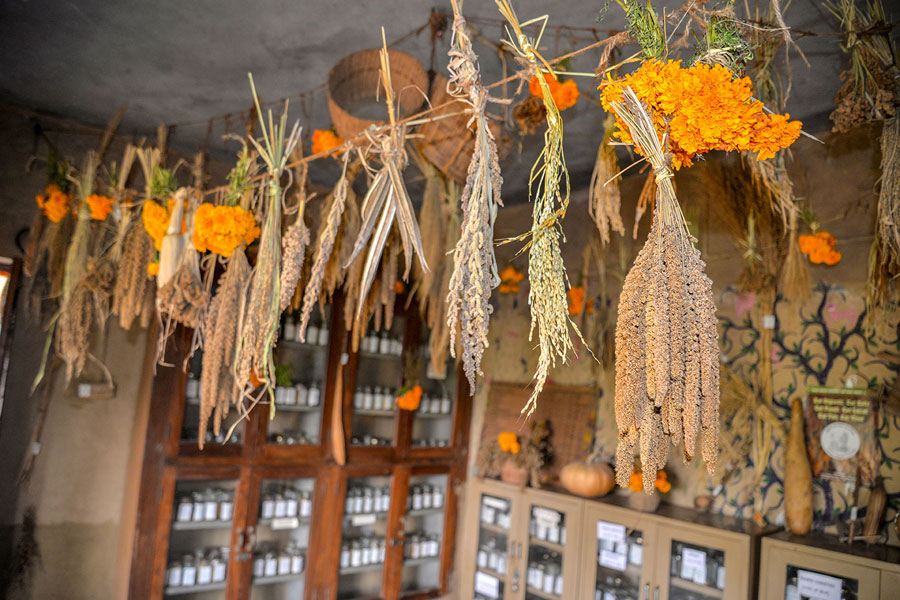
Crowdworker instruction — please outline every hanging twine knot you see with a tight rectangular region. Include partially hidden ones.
[654,164,674,183]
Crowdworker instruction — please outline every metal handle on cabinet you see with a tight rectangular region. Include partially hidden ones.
[653,586,659,600]
[643,583,650,600]
[245,525,256,551]
[511,568,520,593]
[517,542,523,559]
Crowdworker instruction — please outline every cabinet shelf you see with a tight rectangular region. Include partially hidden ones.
[669,577,723,598]
[171,520,233,531]
[476,566,506,580]
[353,408,397,418]
[478,522,510,535]
[402,556,440,568]
[164,581,227,596]
[406,507,444,518]
[270,404,321,413]
[252,573,306,586]
[526,585,561,600]
[358,350,402,361]
[343,511,388,524]
[339,562,384,575]
[257,517,311,529]
[529,536,565,553]
[412,411,452,419]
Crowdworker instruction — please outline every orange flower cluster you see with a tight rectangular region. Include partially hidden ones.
[628,470,671,493]
[397,385,423,411]
[498,265,524,294]
[798,231,841,266]
[192,203,260,257]
[312,129,344,156]
[497,431,521,454]
[85,194,114,221]
[599,60,802,169]
[567,286,594,316]
[529,72,580,111]
[35,184,72,223]
[142,198,187,251]
[147,261,160,277]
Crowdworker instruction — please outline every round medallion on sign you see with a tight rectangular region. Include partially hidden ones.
[820,421,860,460]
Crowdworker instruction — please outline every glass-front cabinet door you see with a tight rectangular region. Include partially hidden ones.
[579,501,656,600]
[179,351,245,454]
[521,489,582,600]
[466,481,522,600]
[399,471,448,595]
[163,473,238,598]
[337,473,394,599]
[248,474,316,599]
[409,328,456,453]
[761,537,881,600]
[654,523,748,600]
[264,306,333,450]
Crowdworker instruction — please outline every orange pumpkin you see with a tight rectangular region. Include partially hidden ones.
[559,462,615,497]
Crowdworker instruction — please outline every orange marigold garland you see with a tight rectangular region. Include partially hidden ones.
[311,129,344,156]
[528,72,580,111]
[142,198,187,251]
[599,60,802,169]
[192,203,260,257]
[85,194,114,221]
[497,431,521,454]
[798,231,842,266]
[36,184,72,223]
[396,385,423,411]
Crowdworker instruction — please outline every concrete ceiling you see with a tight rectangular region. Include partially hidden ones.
[0,0,865,195]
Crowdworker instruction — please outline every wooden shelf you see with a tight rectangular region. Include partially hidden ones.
[270,404,321,413]
[339,562,384,575]
[476,566,506,580]
[257,517,311,529]
[479,522,510,536]
[171,519,233,532]
[412,411,452,419]
[669,577,723,599]
[164,581,227,596]
[402,556,440,567]
[353,408,397,418]
[526,585,561,600]
[406,507,444,518]
[252,572,305,586]
[529,536,565,554]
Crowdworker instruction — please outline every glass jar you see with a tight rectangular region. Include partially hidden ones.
[181,554,197,586]
[477,547,488,569]
[300,490,312,517]
[283,316,297,341]
[317,323,329,346]
[419,395,431,414]
[353,387,364,409]
[186,373,199,399]
[218,491,233,521]
[390,337,403,356]
[196,552,213,585]
[340,544,350,569]
[306,325,319,346]
[350,542,362,567]
[380,487,391,512]
[166,559,183,587]
[295,382,308,406]
[176,496,193,522]
[212,548,228,582]
[433,486,444,508]
[261,493,275,519]
[411,485,423,511]
[362,488,374,513]
[274,493,287,518]
[440,393,451,414]
[290,546,304,574]
[352,489,364,514]
[307,383,321,407]
[379,332,391,354]
[203,490,218,521]
[362,387,374,410]
[253,553,266,577]
[277,549,291,575]
[191,492,205,522]
[264,551,278,577]
[543,564,557,594]
[285,489,299,517]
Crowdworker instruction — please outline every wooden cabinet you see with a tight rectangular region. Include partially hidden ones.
[460,479,769,600]
[129,296,470,600]
[760,531,900,600]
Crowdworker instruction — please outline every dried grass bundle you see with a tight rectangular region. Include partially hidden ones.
[611,87,719,492]
[199,248,250,448]
[445,0,505,391]
[112,221,154,330]
[233,76,301,411]
[876,116,900,270]
[589,113,625,245]
[279,154,311,312]
[344,39,428,335]
[497,0,586,414]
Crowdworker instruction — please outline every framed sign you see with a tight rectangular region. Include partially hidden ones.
[803,386,878,486]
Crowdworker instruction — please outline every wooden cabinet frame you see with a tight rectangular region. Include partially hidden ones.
[129,294,471,600]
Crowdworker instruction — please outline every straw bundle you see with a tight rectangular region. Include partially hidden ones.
[445,0,506,391]
[611,88,719,492]
[112,221,154,330]
[344,39,428,336]
[233,76,301,410]
[497,0,585,415]
[279,154,311,312]
[589,113,625,245]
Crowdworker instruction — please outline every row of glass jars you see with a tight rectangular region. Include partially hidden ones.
[411,438,450,448]
[597,537,643,568]
[175,489,234,523]
[527,554,564,596]
[353,386,400,412]
[407,484,444,511]
[480,503,512,530]
[530,517,567,546]
[268,431,319,445]
[282,317,330,346]
[260,487,313,520]
[404,532,440,559]
[594,574,640,600]
[359,331,403,356]
[476,538,508,575]
[252,542,306,579]
[417,392,452,415]
[339,537,386,569]
[345,485,391,514]
[273,382,322,407]
[670,543,725,590]
[166,547,228,588]
[351,434,391,446]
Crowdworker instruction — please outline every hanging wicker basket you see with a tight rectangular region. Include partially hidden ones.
[327,48,428,141]
[416,73,511,183]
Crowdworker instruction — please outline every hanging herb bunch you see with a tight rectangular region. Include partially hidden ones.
[496,0,590,416]
[600,2,803,492]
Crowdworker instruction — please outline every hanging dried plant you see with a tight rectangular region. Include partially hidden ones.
[497,0,587,415]
[445,0,505,391]
[233,75,301,414]
[876,116,900,271]
[611,87,719,492]
[112,221,154,330]
[344,37,428,335]
[279,153,311,311]
[199,248,250,448]
[589,113,625,245]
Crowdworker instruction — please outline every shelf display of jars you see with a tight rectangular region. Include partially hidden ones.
[591,519,645,600]
[525,505,569,599]
[667,541,726,600]
[165,546,230,596]
[473,493,514,599]
[338,475,392,598]
[351,317,406,448]
[410,333,455,450]
[252,477,315,599]
[181,355,243,446]
[401,474,447,594]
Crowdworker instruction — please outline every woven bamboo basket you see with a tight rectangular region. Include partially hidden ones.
[416,73,511,183]
[327,48,428,141]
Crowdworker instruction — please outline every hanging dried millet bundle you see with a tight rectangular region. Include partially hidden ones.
[611,88,719,492]
[588,113,625,245]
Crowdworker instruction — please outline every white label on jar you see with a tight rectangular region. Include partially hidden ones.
[253,557,265,577]
[600,549,627,571]
[204,501,217,521]
[681,547,707,584]
[351,513,377,526]
[533,508,560,530]
[482,496,509,511]
[300,498,312,517]
[543,572,555,593]
[274,499,287,518]
[176,502,193,522]
[219,501,233,521]
[197,564,212,585]
[291,554,304,574]
[271,516,300,530]
[167,565,183,587]
[261,499,275,519]
[264,556,277,577]
[278,555,291,575]
[434,491,444,508]
[213,561,226,582]
[413,493,423,511]
[597,520,626,543]
[474,571,500,598]
[192,502,205,521]
[797,570,843,600]
[286,498,298,517]
[181,565,197,586]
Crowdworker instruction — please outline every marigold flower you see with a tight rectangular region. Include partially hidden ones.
[798,230,840,265]
[312,129,344,156]
[397,385,423,411]
[85,194,114,221]
[147,261,159,277]
[567,286,586,315]
[499,265,524,294]
[497,431,520,454]
[35,193,46,209]
[529,72,580,111]
[192,203,260,257]
[142,198,188,251]
[41,187,72,223]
